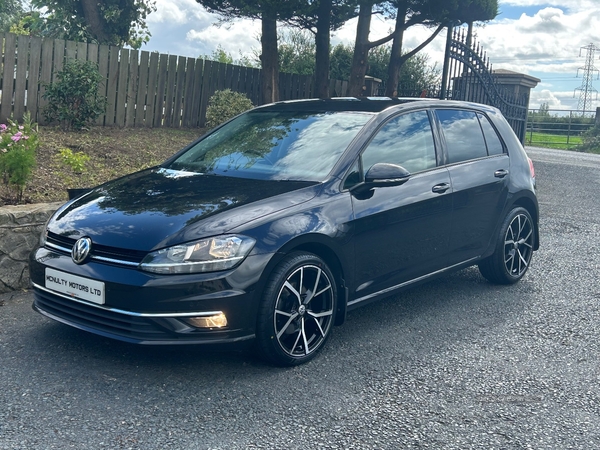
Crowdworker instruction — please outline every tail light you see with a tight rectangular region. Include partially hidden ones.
[527,157,535,179]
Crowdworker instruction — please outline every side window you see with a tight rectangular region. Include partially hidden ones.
[436,109,487,163]
[361,111,436,174]
[478,113,505,155]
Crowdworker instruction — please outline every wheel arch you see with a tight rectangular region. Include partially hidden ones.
[257,235,350,327]
[480,193,540,261]
[511,195,540,250]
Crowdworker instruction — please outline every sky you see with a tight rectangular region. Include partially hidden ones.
[143,0,600,112]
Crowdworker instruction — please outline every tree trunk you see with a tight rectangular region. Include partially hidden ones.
[79,0,110,44]
[385,3,408,97]
[314,0,332,98]
[348,1,373,97]
[260,13,279,104]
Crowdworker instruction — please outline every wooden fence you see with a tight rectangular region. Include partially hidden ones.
[0,32,350,128]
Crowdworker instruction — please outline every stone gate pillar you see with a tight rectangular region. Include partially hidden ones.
[491,69,541,110]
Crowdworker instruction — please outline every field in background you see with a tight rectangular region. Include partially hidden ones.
[524,132,583,150]
[526,108,596,150]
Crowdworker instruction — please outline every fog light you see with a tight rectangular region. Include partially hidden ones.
[186,313,228,328]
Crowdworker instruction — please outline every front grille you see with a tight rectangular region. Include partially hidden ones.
[46,232,147,266]
[46,232,74,251]
[34,288,165,342]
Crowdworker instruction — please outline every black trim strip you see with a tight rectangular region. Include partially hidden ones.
[348,257,479,307]
[32,282,222,318]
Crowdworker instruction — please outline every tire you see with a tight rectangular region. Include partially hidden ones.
[478,206,535,284]
[256,252,337,366]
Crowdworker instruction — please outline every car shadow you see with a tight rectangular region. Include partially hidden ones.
[26,266,533,381]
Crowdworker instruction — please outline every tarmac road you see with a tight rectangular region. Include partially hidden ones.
[1,146,600,449]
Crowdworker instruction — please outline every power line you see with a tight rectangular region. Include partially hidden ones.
[574,43,600,115]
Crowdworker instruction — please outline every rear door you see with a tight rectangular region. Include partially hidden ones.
[434,109,510,263]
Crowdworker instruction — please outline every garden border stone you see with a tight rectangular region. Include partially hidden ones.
[0,202,61,294]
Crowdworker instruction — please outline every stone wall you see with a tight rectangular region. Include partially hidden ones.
[0,203,61,293]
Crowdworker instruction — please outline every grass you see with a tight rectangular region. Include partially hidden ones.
[0,126,204,206]
[524,132,583,150]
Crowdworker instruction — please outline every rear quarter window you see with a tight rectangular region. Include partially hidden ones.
[478,113,505,155]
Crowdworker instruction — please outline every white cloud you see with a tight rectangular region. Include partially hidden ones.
[530,89,566,108]
[529,89,600,111]
[517,7,568,32]
[476,9,599,66]
[148,0,211,25]
[148,2,187,24]
[187,20,262,58]
[500,0,599,11]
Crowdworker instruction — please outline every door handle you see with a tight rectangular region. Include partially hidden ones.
[432,183,450,194]
[494,169,509,178]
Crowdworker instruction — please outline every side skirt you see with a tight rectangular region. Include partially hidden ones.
[347,257,480,309]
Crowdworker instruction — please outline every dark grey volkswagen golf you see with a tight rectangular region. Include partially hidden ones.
[30,98,539,366]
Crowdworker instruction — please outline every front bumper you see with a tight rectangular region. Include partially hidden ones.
[30,247,272,346]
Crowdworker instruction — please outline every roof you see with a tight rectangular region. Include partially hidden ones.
[255,97,421,113]
[254,97,502,115]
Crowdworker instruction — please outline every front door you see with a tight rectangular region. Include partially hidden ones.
[346,110,453,303]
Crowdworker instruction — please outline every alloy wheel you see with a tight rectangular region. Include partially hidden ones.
[273,264,334,357]
[504,213,534,278]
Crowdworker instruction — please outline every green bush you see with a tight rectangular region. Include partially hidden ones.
[205,89,253,128]
[0,112,39,203]
[55,148,91,188]
[577,124,600,153]
[43,60,106,130]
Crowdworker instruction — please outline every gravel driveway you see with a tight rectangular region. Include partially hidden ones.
[1,147,599,449]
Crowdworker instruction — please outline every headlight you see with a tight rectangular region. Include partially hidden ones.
[39,216,53,247]
[139,235,256,274]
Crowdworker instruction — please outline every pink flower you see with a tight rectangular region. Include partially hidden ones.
[0,124,6,132]
[18,125,24,130]
[11,132,23,142]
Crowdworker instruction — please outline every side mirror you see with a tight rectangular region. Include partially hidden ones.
[364,163,411,188]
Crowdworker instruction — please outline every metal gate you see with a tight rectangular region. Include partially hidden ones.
[394,27,530,143]
[439,27,529,142]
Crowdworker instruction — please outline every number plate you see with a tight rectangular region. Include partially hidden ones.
[45,268,105,305]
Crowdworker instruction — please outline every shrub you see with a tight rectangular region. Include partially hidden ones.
[43,60,106,131]
[0,112,39,203]
[205,89,253,128]
[577,124,600,153]
[55,148,91,188]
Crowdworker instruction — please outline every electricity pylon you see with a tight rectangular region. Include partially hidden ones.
[574,43,599,116]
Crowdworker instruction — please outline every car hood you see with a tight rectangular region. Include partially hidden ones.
[48,168,318,251]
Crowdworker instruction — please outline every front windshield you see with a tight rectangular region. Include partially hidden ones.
[168,110,373,181]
